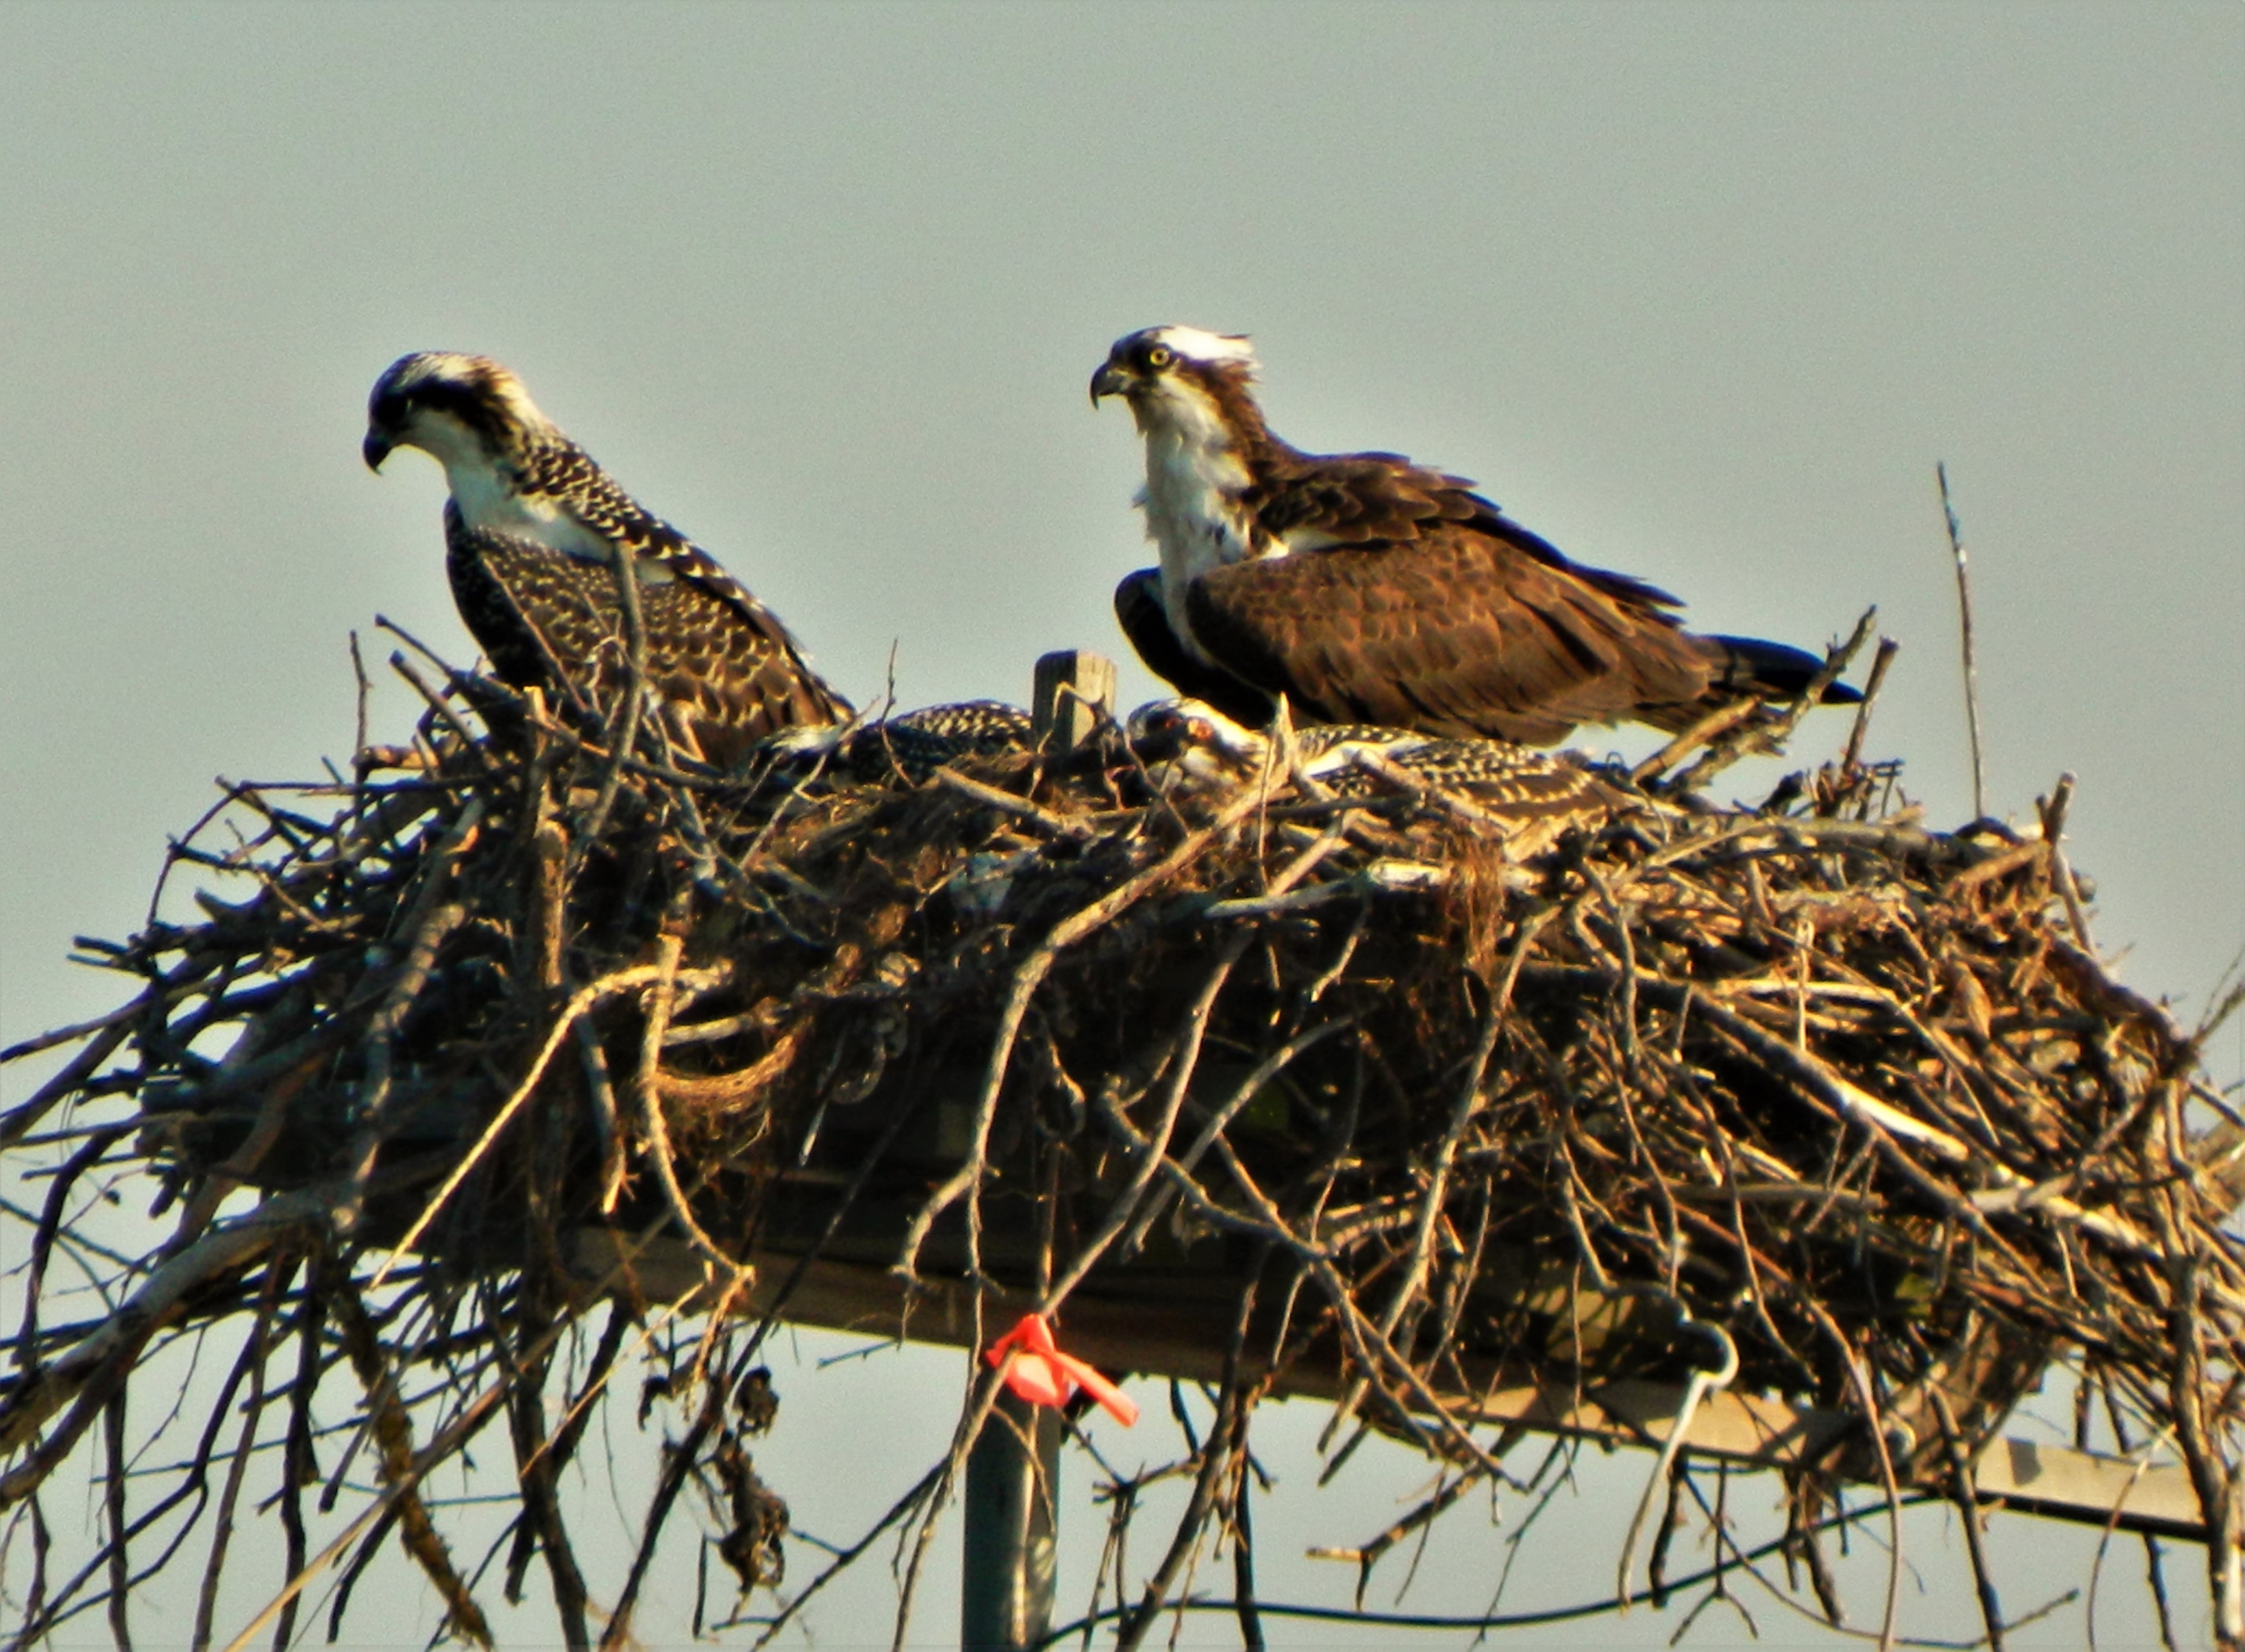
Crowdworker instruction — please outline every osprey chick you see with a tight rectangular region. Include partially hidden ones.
[364,352,850,765]
[1128,699,1626,824]
[1091,326,1858,745]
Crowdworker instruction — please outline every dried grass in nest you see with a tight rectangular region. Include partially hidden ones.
[3,630,2241,1649]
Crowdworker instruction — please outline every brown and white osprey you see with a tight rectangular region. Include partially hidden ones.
[363,352,850,766]
[1091,326,1858,745]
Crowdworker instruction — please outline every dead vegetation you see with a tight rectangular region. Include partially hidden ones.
[2,622,2240,1650]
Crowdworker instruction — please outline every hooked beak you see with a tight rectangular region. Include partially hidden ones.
[362,429,393,472]
[1089,361,1133,407]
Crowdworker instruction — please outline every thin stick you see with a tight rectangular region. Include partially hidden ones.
[348,631,372,768]
[1930,1388,2007,1651]
[578,543,651,850]
[101,1396,130,1652]
[1631,699,1758,786]
[1938,462,1987,820]
[633,933,751,1283]
[1615,1322,1738,1609]
[1676,607,1875,792]
[368,962,718,1288]
[1840,637,1902,778]
[894,785,1274,1278]
[2039,773,2095,950]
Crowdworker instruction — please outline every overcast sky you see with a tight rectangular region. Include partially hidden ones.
[2,5,2238,1647]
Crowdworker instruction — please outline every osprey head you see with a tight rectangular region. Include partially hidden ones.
[1090,326,1258,418]
[362,352,552,474]
[1126,699,1264,768]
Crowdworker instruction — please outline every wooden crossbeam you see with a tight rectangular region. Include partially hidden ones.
[570,1231,2205,1543]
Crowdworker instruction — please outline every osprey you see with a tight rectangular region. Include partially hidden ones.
[1091,327,1859,745]
[854,701,1034,781]
[363,352,850,766]
[775,700,1036,784]
[1128,699,1626,832]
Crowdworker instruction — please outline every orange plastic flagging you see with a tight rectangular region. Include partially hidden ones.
[982,1313,1140,1427]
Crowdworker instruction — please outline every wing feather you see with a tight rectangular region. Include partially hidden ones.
[1112,569,1277,728]
[447,508,847,765]
[1184,528,1720,745]
[1249,452,1684,614]
[520,440,798,640]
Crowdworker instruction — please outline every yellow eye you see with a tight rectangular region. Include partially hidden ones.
[1146,345,1173,368]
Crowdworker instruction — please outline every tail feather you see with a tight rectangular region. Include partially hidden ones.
[1703,634,1863,705]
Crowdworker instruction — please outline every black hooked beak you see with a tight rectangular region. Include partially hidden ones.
[1089,361,1132,407]
[362,429,394,471]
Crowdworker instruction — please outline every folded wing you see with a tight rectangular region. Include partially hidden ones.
[448,508,847,766]
[1182,525,1724,745]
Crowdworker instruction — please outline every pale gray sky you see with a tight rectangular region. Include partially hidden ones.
[2,4,2239,1646]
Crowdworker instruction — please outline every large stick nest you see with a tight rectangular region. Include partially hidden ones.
[3,634,2240,1648]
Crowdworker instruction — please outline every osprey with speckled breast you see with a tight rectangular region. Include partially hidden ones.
[1091,326,1859,745]
[1128,699,1627,816]
[363,352,850,766]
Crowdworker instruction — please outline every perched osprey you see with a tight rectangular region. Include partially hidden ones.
[1091,327,1858,745]
[363,352,850,766]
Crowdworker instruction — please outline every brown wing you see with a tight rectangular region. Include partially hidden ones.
[1184,526,1722,745]
[1112,568,1277,728]
[446,507,849,766]
[1249,452,1685,614]
[1249,453,1489,546]
[519,437,825,651]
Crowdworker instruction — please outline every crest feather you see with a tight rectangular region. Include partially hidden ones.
[1152,327,1258,370]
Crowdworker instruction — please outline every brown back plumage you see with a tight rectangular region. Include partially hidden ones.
[444,508,848,768]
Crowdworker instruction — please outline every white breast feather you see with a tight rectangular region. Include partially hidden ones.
[442,460,612,562]
[1133,381,1260,658]
[1299,733,1427,781]
[437,447,678,581]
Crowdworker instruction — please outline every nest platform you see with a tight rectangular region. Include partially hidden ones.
[4,641,2241,1648]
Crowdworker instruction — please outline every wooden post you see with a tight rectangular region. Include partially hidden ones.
[961,1392,1061,1650]
[1031,650,1116,752]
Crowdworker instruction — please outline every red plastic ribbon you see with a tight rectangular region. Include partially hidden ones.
[982,1313,1139,1427]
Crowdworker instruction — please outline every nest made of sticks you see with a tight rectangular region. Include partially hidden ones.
[4,631,2240,1648]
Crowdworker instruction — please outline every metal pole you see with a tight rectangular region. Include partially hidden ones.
[962,649,1099,1649]
[961,1391,1061,1650]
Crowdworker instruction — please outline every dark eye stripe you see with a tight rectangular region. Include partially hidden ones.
[397,377,515,446]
